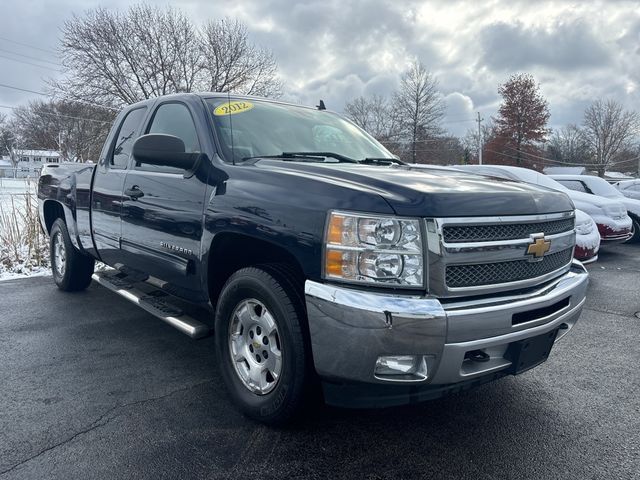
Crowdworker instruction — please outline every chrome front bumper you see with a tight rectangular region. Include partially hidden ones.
[305,261,588,392]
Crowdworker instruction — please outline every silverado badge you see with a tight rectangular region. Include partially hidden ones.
[160,241,193,256]
[526,234,551,260]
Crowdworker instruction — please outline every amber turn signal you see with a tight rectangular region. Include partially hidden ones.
[325,249,345,276]
[327,214,345,244]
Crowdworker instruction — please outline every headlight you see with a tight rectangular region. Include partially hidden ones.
[575,218,594,235]
[324,211,424,287]
[602,203,626,219]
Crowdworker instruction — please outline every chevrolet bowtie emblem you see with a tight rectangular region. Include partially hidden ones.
[526,235,551,259]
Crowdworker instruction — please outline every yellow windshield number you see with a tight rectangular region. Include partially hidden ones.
[213,101,254,116]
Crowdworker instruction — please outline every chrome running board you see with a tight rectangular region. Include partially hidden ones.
[91,271,210,339]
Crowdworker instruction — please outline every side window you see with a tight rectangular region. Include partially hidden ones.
[110,107,147,169]
[559,180,589,193]
[136,103,200,173]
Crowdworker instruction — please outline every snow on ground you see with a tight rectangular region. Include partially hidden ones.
[0,266,50,282]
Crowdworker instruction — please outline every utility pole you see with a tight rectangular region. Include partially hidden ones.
[476,112,483,165]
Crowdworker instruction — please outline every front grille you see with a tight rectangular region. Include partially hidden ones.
[445,248,573,288]
[443,218,575,243]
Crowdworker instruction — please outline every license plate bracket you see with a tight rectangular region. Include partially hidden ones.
[506,329,558,375]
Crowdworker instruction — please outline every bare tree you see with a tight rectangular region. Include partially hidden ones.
[422,136,465,165]
[582,99,639,177]
[546,124,590,166]
[12,100,114,162]
[495,73,550,166]
[393,61,445,162]
[53,4,282,107]
[0,114,19,167]
[200,18,282,97]
[344,94,401,152]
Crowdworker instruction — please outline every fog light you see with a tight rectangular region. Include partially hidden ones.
[374,355,428,381]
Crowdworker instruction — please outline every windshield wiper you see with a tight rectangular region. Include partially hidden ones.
[241,152,359,163]
[281,152,359,163]
[359,157,405,165]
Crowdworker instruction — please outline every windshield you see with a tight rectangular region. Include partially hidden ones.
[583,177,624,198]
[206,98,394,163]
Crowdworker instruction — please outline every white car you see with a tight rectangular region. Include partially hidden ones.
[551,174,640,243]
[452,165,633,245]
[573,209,600,263]
[613,179,640,201]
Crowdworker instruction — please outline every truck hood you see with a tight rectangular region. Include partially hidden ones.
[254,161,575,217]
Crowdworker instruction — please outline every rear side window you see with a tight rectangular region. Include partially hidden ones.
[558,180,590,194]
[110,107,147,169]
[136,103,200,173]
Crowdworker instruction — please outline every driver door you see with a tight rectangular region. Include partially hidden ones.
[119,101,207,299]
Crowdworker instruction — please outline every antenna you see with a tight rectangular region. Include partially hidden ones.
[316,99,326,111]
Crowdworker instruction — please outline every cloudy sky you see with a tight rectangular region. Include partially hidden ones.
[1,0,639,136]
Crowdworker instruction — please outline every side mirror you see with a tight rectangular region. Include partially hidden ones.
[132,134,199,170]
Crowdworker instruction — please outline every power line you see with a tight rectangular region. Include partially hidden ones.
[0,47,60,67]
[0,104,112,124]
[0,35,57,55]
[484,148,557,164]
[501,145,556,163]
[500,144,640,167]
[0,82,47,96]
[0,54,62,72]
[0,82,119,111]
[483,148,638,168]
[442,118,475,125]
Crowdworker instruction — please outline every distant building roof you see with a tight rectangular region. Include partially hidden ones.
[13,149,60,157]
[604,171,634,180]
[543,166,587,175]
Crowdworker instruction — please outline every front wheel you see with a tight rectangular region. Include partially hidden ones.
[50,218,95,291]
[626,215,640,243]
[214,265,310,425]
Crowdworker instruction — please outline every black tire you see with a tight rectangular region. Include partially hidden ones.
[626,215,640,243]
[214,265,310,425]
[50,218,95,291]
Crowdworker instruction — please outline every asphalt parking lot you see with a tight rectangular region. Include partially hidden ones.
[1,244,639,480]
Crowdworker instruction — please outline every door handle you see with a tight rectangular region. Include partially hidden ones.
[124,185,144,200]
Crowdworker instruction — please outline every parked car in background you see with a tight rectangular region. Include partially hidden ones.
[613,179,640,201]
[573,209,600,263]
[550,174,640,243]
[452,165,633,244]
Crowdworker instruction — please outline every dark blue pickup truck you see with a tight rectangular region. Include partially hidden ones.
[38,93,589,424]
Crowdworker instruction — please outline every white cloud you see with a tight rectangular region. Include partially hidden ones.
[1,0,639,135]
[443,92,476,136]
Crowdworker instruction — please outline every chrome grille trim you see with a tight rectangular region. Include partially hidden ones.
[446,248,574,288]
[426,212,576,298]
[443,217,575,243]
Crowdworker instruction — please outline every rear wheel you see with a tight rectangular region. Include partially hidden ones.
[214,265,310,425]
[50,218,95,291]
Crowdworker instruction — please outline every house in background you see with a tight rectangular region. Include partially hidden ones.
[0,155,14,178]
[11,149,61,178]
